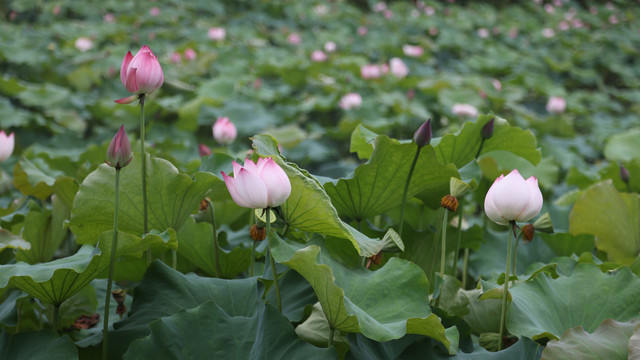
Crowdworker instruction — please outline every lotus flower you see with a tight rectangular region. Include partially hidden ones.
[546,96,566,113]
[389,58,409,78]
[208,27,226,41]
[222,158,291,209]
[212,117,237,145]
[452,103,479,118]
[484,169,543,225]
[115,45,164,104]
[403,44,424,57]
[0,131,14,162]
[106,125,132,169]
[339,93,362,110]
[310,50,327,62]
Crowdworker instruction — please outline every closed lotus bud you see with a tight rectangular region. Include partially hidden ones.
[413,119,432,148]
[115,45,164,104]
[441,195,459,212]
[482,118,495,140]
[0,130,15,162]
[250,224,266,241]
[212,117,237,145]
[106,125,132,169]
[484,169,543,225]
[198,143,212,157]
[620,165,630,185]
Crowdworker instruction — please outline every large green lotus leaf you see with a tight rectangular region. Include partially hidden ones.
[177,216,251,278]
[539,233,595,257]
[350,124,378,160]
[324,135,459,219]
[507,263,640,340]
[398,336,541,359]
[109,261,259,359]
[252,135,359,252]
[346,333,424,360]
[604,128,640,162]
[569,180,640,264]
[433,114,541,169]
[124,301,336,359]
[0,229,30,252]
[264,268,318,323]
[0,231,169,306]
[13,158,76,201]
[460,289,502,335]
[269,234,454,351]
[69,153,218,245]
[297,302,348,353]
[16,196,69,264]
[0,330,78,360]
[541,319,639,360]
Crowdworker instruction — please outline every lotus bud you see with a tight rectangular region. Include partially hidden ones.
[0,131,15,162]
[481,118,495,140]
[115,45,164,104]
[106,125,132,169]
[413,119,432,148]
[484,169,543,225]
[620,165,630,185]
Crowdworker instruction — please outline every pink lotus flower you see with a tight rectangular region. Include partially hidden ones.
[373,2,387,12]
[492,79,502,91]
[222,157,291,209]
[106,125,132,169]
[484,169,543,225]
[104,13,115,23]
[324,41,337,52]
[75,37,93,52]
[310,50,327,62]
[403,44,424,57]
[198,143,212,157]
[546,96,566,113]
[287,33,301,45]
[477,28,490,38]
[115,45,164,104]
[0,131,14,162]
[339,93,363,110]
[208,27,226,41]
[184,48,197,61]
[149,7,160,16]
[361,64,382,79]
[425,6,435,16]
[452,103,479,118]
[357,26,368,36]
[389,58,409,78]
[212,117,237,145]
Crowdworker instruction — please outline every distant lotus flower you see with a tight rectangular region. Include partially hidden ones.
[314,4,329,15]
[198,143,212,157]
[571,19,584,28]
[222,157,291,209]
[477,28,490,38]
[558,21,570,31]
[324,41,337,52]
[339,93,363,110]
[212,117,237,145]
[0,131,14,162]
[542,28,555,38]
[361,64,382,79]
[373,2,387,12]
[184,48,197,61]
[403,44,424,57]
[609,15,619,24]
[310,50,327,62]
[208,27,226,41]
[553,0,562,6]
[452,103,479,118]
[106,125,132,169]
[169,52,181,64]
[425,6,435,15]
[287,33,301,45]
[149,7,160,16]
[544,4,554,13]
[52,5,61,15]
[389,58,409,78]
[546,96,566,113]
[484,169,543,225]
[383,9,393,18]
[75,37,93,52]
[104,13,115,23]
[115,45,164,104]
[357,26,368,36]
[492,79,502,91]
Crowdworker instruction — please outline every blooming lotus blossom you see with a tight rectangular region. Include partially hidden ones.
[115,45,164,104]
[546,96,566,113]
[106,125,132,169]
[208,27,226,41]
[389,58,409,78]
[287,33,301,45]
[184,48,196,61]
[339,93,363,110]
[75,37,93,52]
[452,103,479,118]
[0,131,14,162]
[222,157,291,209]
[403,44,424,57]
[361,64,383,79]
[484,169,543,225]
[324,41,336,52]
[310,50,327,62]
[212,117,237,145]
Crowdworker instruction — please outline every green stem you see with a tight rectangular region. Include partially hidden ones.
[139,95,150,266]
[206,199,221,277]
[398,147,421,238]
[266,209,282,312]
[498,221,516,351]
[512,232,523,276]
[475,138,485,159]
[249,213,256,277]
[328,327,335,347]
[440,209,449,278]
[462,248,470,289]
[171,250,177,270]
[452,200,464,277]
[53,304,60,333]
[103,168,121,360]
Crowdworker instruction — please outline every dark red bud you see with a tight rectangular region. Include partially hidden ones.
[413,119,432,148]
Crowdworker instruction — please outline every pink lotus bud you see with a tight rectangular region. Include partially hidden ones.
[115,45,164,104]
[425,6,435,16]
[546,96,566,113]
[484,169,543,225]
[104,13,115,23]
[0,131,15,162]
[492,79,502,91]
[198,143,212,157]
[169,52,181,64]
[75,37,93,52]
[357,26,368,36]
[184,48,197,61]
[324,41,337,53]
[222,157,291,209]
[106,125,132,169]
[339,93,363,110]
[212,117,237,145]
[360,64,382,79]
[208,27,226,41]
[310,50,327,62]
[402,44,424,57]
[389,58,409,78]
[149,7,160,16]
[287,33,301,45]
[452,103,479,118]
[413,119,432,148]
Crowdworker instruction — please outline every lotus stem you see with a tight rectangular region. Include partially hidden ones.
[53,304,60,333]
[328,327,335,347]
[462,248,470,289]
[103,168,121,360]
[452,200,464,277]
[206,199,221,277]
[440,208,449,278]
[139,95,151,265]
[498,221,516,351]
[398,147,421,238]
[266,209,282,312]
